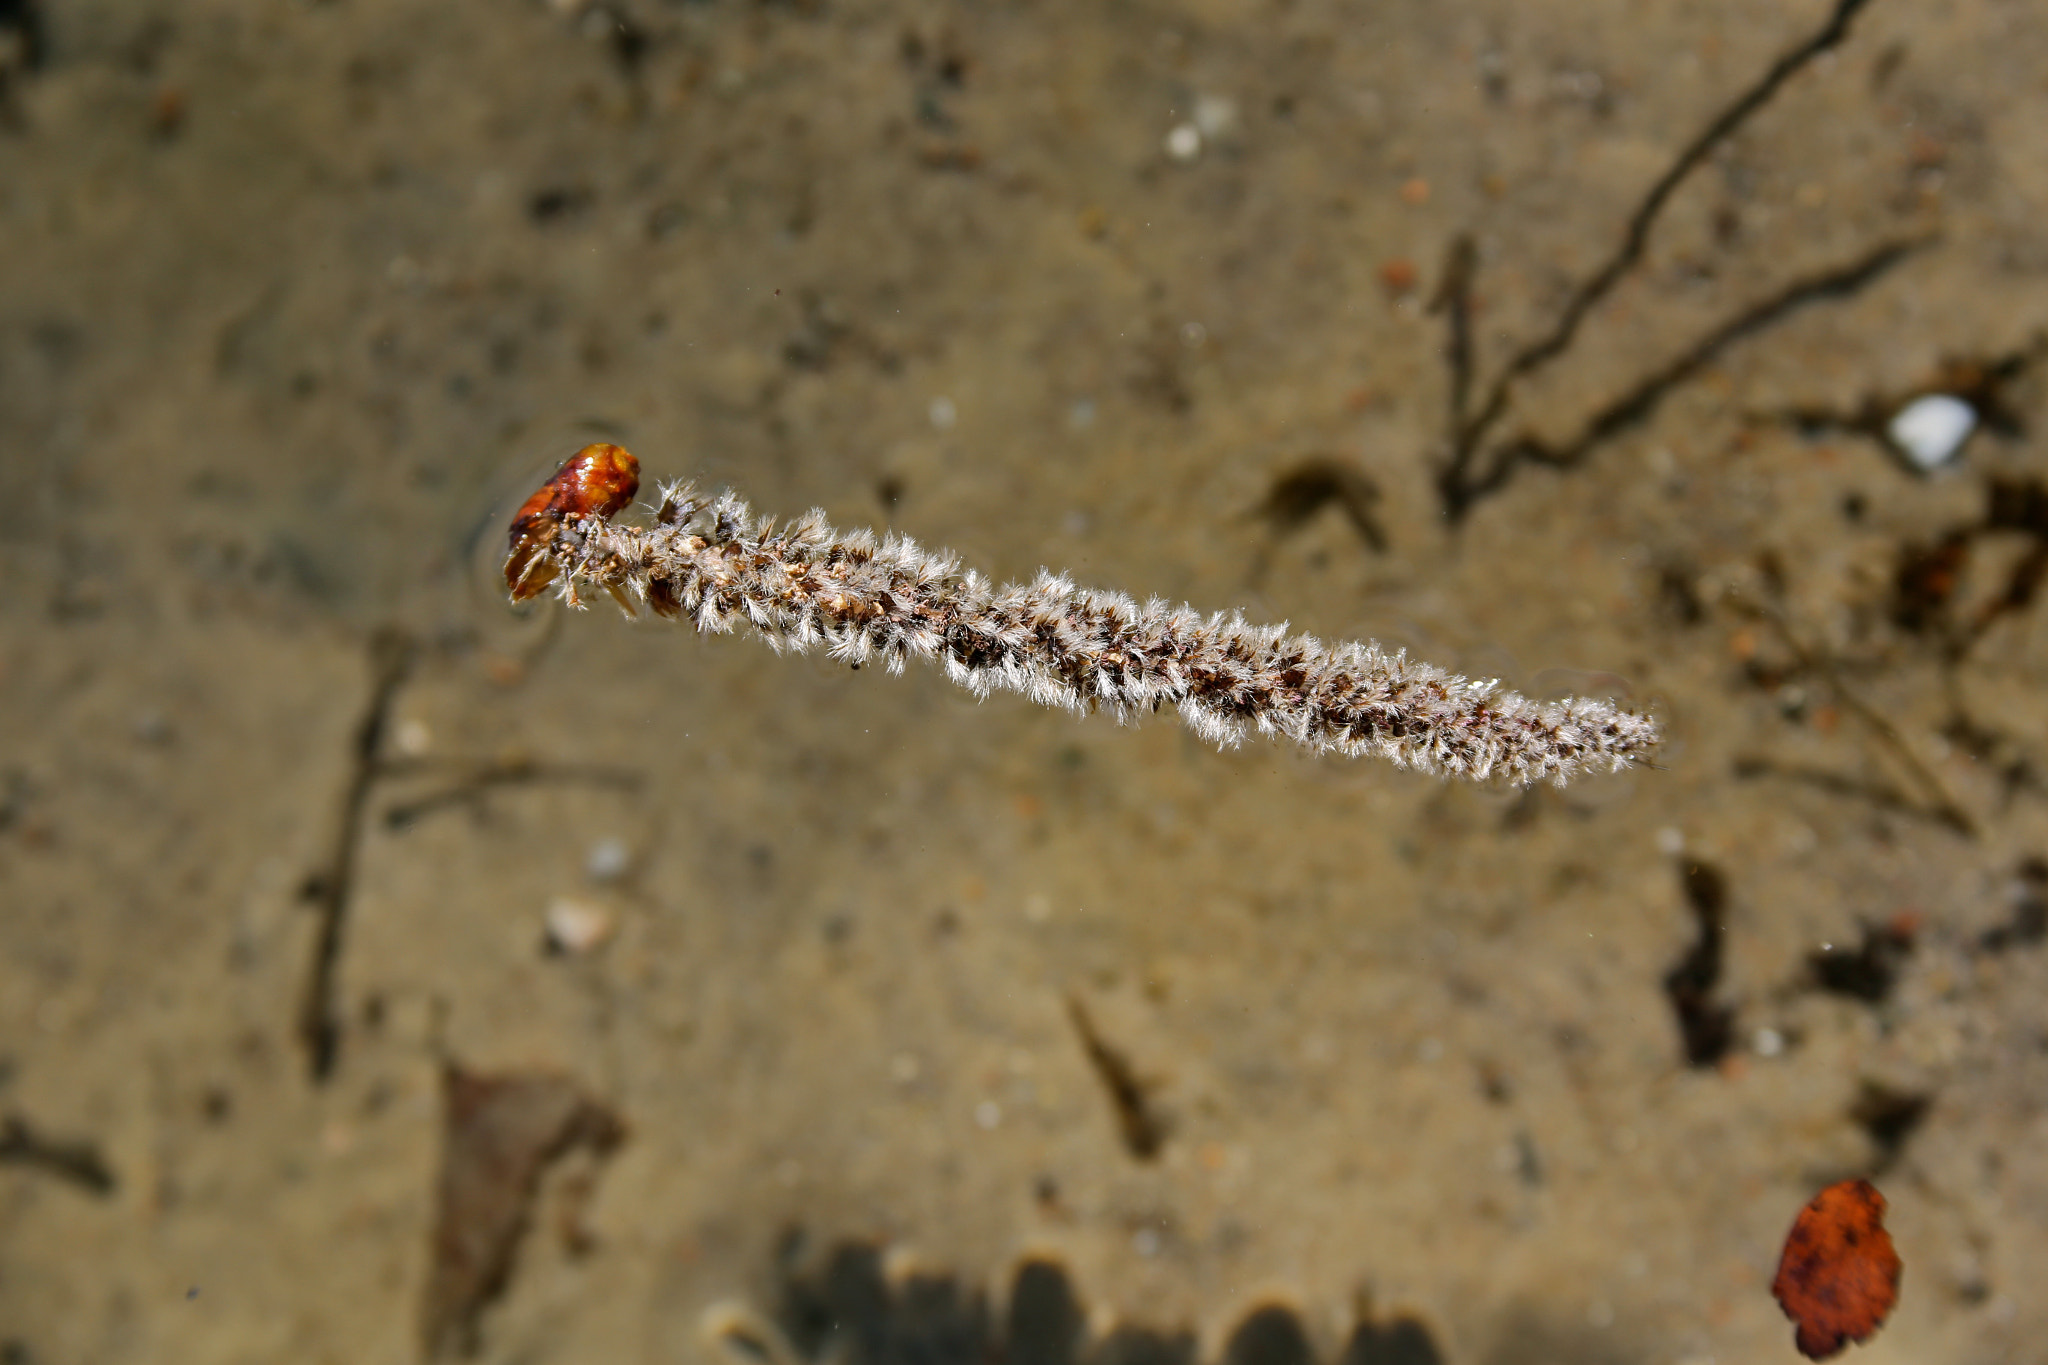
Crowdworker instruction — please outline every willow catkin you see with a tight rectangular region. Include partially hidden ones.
[506,446,1660,785]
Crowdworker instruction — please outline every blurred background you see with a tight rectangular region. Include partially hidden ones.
[3,1,2046,1361]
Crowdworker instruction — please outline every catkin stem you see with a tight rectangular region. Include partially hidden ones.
[512,462,1659,785]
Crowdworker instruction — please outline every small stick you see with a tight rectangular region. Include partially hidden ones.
[297,627,413,1081]
[1441,0,1879,516]
[1728,593,1974,836]
[1457,235,1926,508]
[505,447,1660,786]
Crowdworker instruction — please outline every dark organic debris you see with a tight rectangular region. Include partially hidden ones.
[757,1236,1445,1365]
[1887,475,2048,662]
[1654,561,1705,627]
[529,185,594,224]
[1891,531,1971,635]
[0,1,44,69]
[1807,916,1916,1004]
[1066,995,1167,1160]
[0,0,44,129]
[420,1064,626,1359]
[1980,856,2048,953]
[1663,859,1736,1068]
[1250,460,1387,557]
[1850,1081,1931,1172]
[0,1113,116,1195]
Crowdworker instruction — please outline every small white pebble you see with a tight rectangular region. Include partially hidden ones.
[928,396,957,431]
[974,1100,1002,1130]
[1656,826,1686,856]
[393,719,433,757]
[1192,94,1239,140]
[1163,123,1202,162]
[585,837,631,883]
[1888,393,1977,470]
[1131,1227,1162,1258]
[544,897,616,954]
[1752,1027,1785,1058]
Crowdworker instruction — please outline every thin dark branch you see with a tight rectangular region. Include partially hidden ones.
[0,1114,117,1195]
[1065,995,1165,1161]
[297,628,414,1082]
[1429,233,1479,436]
[381,758,642,829]
[1441,0,1877,516]
[1728,594,1975,837]
[1459,236,1926,504]
[1732,755,1954,828]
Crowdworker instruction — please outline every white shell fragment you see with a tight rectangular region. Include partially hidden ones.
[1163,123,1202,162]
[1887,393,1977,471]
[1193,94,1240,141]
[585,837,632,883]
[544,897,617,954]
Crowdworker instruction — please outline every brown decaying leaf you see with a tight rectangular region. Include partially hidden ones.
[1771,1178,1902,1360]
[420,1064,626,1358]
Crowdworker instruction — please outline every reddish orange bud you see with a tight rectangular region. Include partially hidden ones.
[504,444,640,600]
[1772,1178,1902,1360]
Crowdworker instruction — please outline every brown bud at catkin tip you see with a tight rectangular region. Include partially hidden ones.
[504,444,641,599]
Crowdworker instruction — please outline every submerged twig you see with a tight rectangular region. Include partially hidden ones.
[1439,0,1883,518]
[298,627,414,1082]
[1457,236,1927,506]
[0,1113,117,1196]
[505,446,1661,786]
[1727,593,1974,836]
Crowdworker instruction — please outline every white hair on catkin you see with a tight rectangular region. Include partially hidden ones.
[521,479,1660,785]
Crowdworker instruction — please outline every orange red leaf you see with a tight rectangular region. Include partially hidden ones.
[1771,1178,1902,1360]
